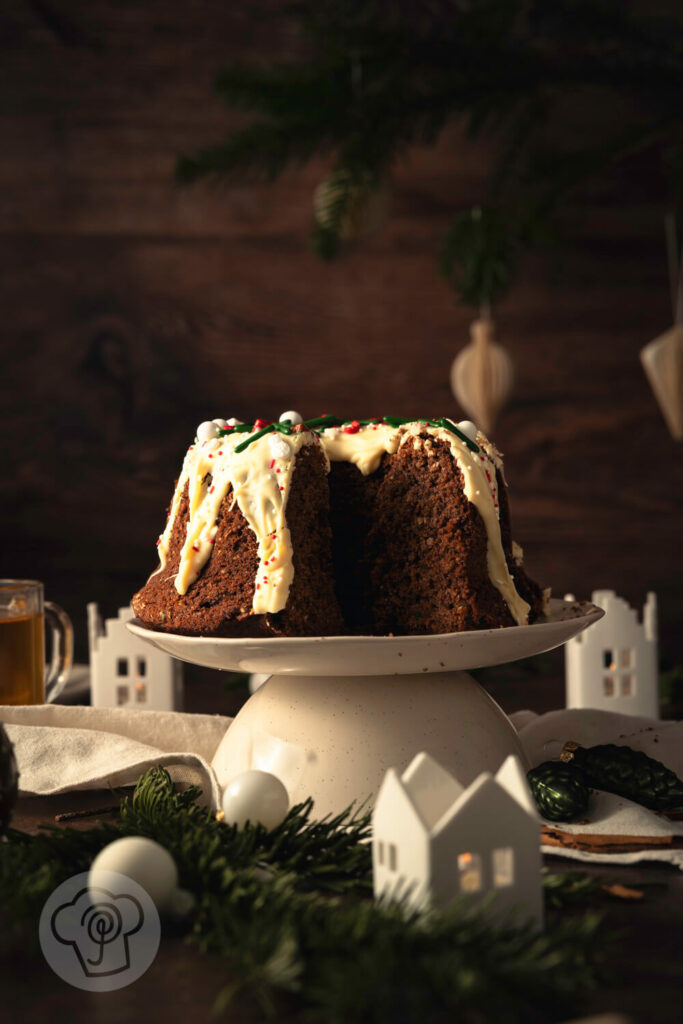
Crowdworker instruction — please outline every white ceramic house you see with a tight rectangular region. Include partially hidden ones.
[565,590,658,718]
[88,604,183,711]
[372,752,543,930]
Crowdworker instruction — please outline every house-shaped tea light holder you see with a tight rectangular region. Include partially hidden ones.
[373,752,543,929]
[564,590,658,718]
[88,604,183,711]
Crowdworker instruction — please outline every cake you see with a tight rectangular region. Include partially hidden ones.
[132,414,548,637]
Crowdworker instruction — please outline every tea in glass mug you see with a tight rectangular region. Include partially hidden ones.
[0,580,73,705]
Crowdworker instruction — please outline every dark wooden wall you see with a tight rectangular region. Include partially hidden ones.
[2,1,682,666]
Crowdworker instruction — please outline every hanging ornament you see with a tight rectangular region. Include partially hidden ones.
[641,325,683,440]
[450,315,514,435]
[0,724,19,835]
[641,214,683,440]
[313,168,391,245]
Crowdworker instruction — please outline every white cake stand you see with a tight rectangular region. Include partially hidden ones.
[128,598,602,817]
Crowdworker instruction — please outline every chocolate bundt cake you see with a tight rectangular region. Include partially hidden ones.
[132,414,548,637]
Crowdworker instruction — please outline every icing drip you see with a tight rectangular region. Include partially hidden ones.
[320,422,530,626]
[154,429,316,613]
[153,416,530,627]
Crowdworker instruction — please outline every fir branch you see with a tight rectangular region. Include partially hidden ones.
[175,0,683,306]
[176,121,327,184]
[1,767,610,1023]
[440,206,518,308]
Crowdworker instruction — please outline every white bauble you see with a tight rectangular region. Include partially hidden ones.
[456,419,478,442]
[89,837,178,912]
[212,418,228,429]
[197,420,220,443]
[279,410,303,425]
[221,770,289,831]
[226,417,244,427]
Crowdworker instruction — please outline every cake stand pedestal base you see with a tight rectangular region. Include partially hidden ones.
[212,671,527,818]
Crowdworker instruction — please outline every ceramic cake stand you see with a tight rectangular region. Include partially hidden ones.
[128,598,602,818]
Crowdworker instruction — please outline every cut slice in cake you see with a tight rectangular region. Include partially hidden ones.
[132,415,548,637]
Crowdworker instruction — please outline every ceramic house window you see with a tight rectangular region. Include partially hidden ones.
[137,657,147,677]
[116,685,130,705]
[377,841,385,865]
[603,675,615,697]
[457,852,482,892]
[620,674,635,696]
[492,847,514,887]
[388,843,398,872]
[117,657,129,677]
[621,648,635,669]
[135,683,148,703]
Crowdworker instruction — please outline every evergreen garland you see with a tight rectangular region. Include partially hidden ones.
[176,0,683,306]
[1,766,609,1022]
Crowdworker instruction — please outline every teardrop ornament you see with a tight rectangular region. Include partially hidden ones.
[640,323,683,440]
[450,318,514,435]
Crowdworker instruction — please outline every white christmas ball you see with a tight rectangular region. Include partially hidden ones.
[221,770,289,831]
[197,420,220,443]
[456,419,478,442]
[279,410,303,425]
[226,417,244,427]
[212,418,228,429]
[89,837,179,913]
[268,433,292,460]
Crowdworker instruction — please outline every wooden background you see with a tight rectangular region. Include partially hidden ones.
[1,1,682,669]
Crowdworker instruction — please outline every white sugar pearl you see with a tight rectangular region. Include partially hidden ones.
[197,420,220,443]
[226,417,244,427]
[279,410,303,425]
[89,837,179,913]
[457,420,478,442]
[268,433,292,460]
[221,770,289,831]
[212,418,228,429]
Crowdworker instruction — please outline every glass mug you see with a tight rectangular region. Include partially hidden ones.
[0,580,73,705]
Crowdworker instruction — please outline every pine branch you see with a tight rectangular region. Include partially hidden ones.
[174,0,683,306]
[440,207,518,308]
[176,122,329,183]
[0,766,615,1023]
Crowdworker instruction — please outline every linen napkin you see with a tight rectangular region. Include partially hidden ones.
[4,703,683,869]
[1,705,232,810]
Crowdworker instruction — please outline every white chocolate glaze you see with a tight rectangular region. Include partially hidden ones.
[153,419,530,626]
[320,422,530,626]
[154,428,316,614]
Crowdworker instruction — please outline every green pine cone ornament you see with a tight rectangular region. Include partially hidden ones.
[527,761,590,822]
[0,723,19,835]
[561,741,683,811]
[313,169,390,243]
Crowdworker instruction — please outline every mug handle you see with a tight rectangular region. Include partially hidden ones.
[44,601,74,703]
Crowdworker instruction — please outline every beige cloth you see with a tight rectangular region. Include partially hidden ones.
[1,705,232,810]
[3,704,682,868]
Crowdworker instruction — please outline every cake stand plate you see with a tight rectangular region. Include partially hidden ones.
[127,598,602,676]
[128,599,603,818]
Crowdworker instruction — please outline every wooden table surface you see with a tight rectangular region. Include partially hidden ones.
[2,665,683,1024]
